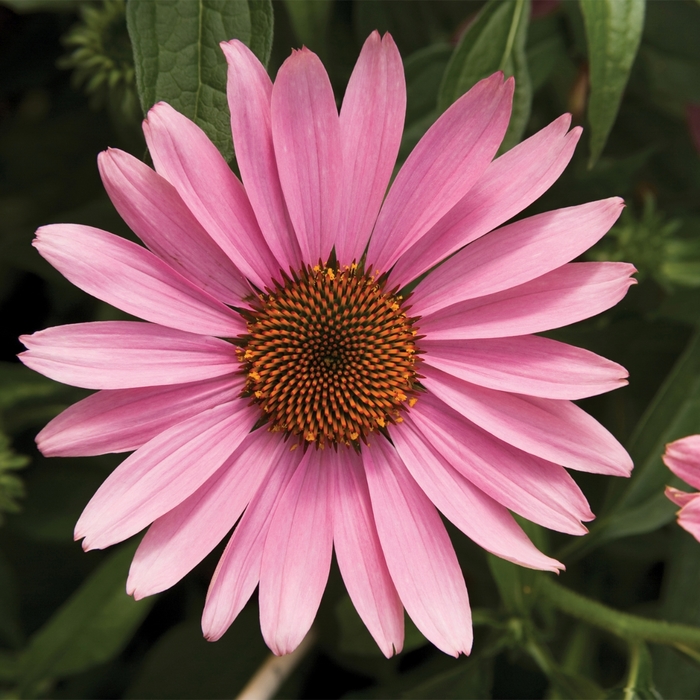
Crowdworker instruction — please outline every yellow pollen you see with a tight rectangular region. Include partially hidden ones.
[238,262,422,448]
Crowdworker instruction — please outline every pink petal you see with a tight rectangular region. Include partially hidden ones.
[19,322,238,389]
[202,446,302,642]
[34,225,245,337]
[259,448,334,655]
[143,102,279,288]
[271,48,342,264]
[677,497,700,542]
[422,366,633,477]
[75,400,257,550]
[419,262,637,340]
[98,148,250,305]
[331,448,404,658]
[127,429,284,599]
[411,198,625,317]
[663,435,700,490]
[390,114,580,287]
[37,375,243,457]
[421,336,628,400]
[335,31,406,265]
[390,425,563,572]
[408,393,593,534]
[666,486,696,508]
[363,438,472,657]
[367,73,513,274]
[221,40,301,271]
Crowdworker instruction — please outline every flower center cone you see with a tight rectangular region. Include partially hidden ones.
[238,262,422,448]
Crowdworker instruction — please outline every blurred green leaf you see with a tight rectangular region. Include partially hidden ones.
[404,43,452,127]
[439,0,531,151]
[561,332,700,560]
[653,527,700,698]
[16,542,154,695]
[335,594,426,658]
[526,13,568,92]
[126,0,273,162]
[8,458,112,542]
[282,0,332,54]
[606,641,662,700]
[0,0,79,12]
[579,0,645,167]
[125,606,268,699]
[0,549,22,649]
[0,363,65,413]
[487,555,538,617]
[353,1,438,57]
[401,658,492,699]
[0,432,28,525]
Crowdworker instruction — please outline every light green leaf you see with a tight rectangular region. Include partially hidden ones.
[126,0,273,162]
[438,0,531,151]
[16,542,155,694]
[579,0,645,167]
[282,0,332,53]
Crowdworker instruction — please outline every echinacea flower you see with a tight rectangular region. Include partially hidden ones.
[664,435,700,541]
[19,32,635,658]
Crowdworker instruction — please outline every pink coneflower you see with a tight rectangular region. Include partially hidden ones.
[20,32,635,658]
[664,436,700,541]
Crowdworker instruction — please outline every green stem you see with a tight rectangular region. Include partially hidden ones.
[539,577,700,651]
[499,0,526,72]
[623,642,643,700]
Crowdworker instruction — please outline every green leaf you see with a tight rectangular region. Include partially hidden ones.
[16,542,155,695]
[402,659,492,699]
[561,331,700,560]
[404,43,453,127]
[125,608,268,699]
[0,362,66,413]
[438,0,532,151]
[126,0,273,162]
[0,549,22,649]
[579,0,645,167]
[606,641,662,700]
[282,0,332,54]
[335,594,426,658]
[0,432,28,526]
[487,554,538,617]
[526,14,568,92]
[653,528,700,698]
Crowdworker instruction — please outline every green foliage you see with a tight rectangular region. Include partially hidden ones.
[282,0,332,55]
[126,0,273,162]
[579,0,645,167]
[125,607,267,699]
[439,0,532,151]
[12,543,154,697]
[0,433,28,525]
[58,0,140,128]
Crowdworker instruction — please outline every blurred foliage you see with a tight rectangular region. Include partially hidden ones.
[1,0,700,698]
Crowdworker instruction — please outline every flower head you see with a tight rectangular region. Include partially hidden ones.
[19,32,635,658]
[664,435,700,541]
